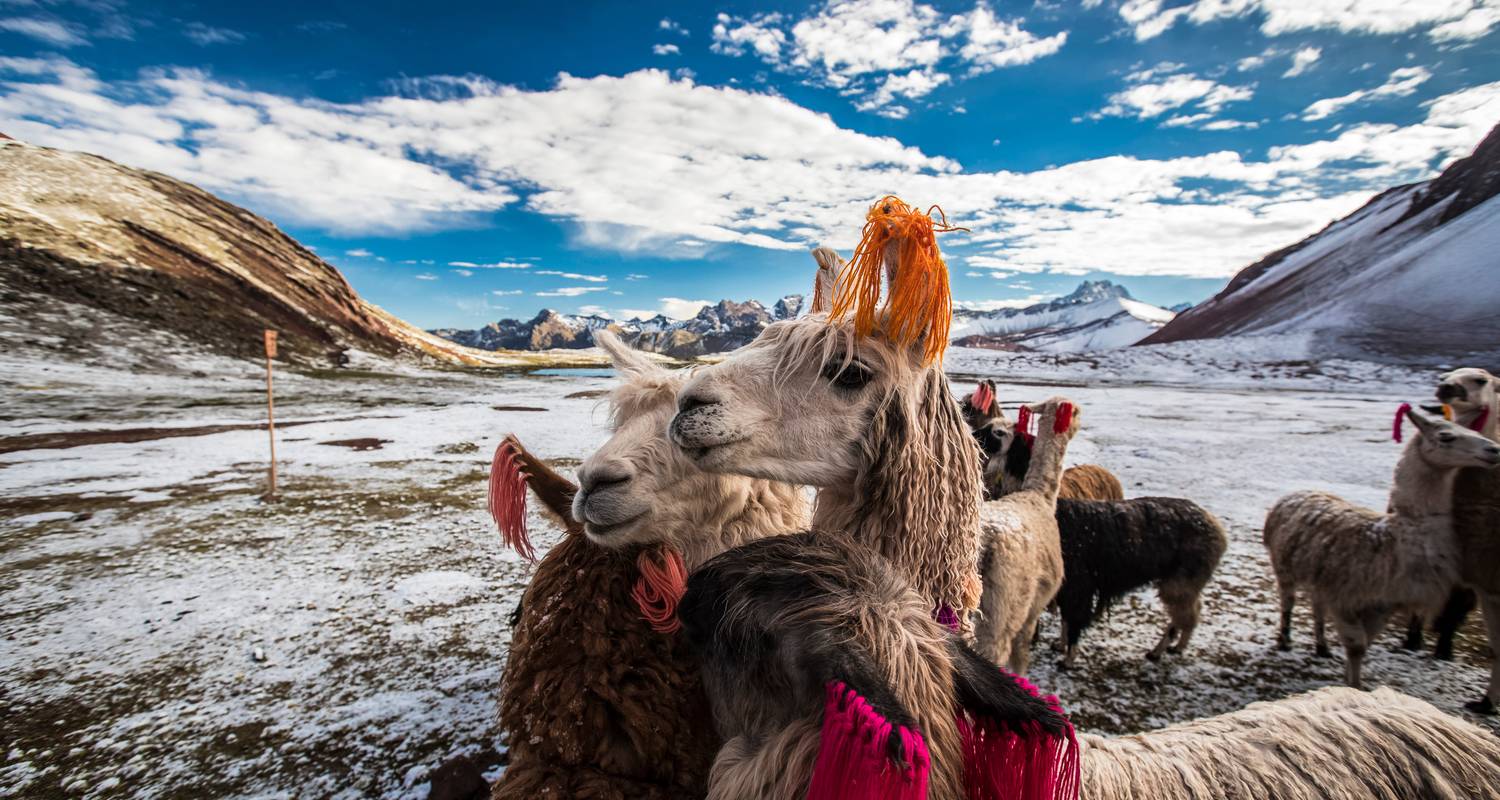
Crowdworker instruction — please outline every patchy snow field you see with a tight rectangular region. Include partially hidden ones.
[2,344,1495,799]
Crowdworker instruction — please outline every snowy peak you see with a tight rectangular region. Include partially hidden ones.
[1142,121,1500,364]
[950,280,1175,353]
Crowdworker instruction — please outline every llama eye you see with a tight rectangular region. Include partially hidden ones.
[823,360,873,390]
[1438,433,1456,443]
[1476,378,1489,386]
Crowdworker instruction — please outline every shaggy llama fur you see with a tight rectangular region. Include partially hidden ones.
[974,398,1079,673]
[679,532,1072,800]
[492,332,806,800]
[1079,686,1500,799]
[1264,407,1500,690]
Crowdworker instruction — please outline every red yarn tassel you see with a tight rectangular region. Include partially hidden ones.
[1015,406,1034,445]
[632,546,688,634]
[959,673,1080,800]
[973,382,995,416]
[488,439,535,561]
[1052,403,1073,435]
[1472,407,1492,434]
[808,682,930,800]
[1392,402,1412,443]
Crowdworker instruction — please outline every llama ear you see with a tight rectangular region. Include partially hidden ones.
[595,329,666,380]
[1404,406,1439,435]
[810,246,843,314]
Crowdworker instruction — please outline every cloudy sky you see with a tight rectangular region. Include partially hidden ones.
[2,0,1498,327]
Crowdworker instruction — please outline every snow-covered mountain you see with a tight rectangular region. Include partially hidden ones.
[433,295,805,359]
[950,280,1176,352]
[0,137,510,367]
[1142,122,1500,364]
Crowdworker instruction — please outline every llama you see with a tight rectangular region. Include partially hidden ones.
[962,384,1124,502]
[670,199,1078,799]
[679,531,1077,800]
[1402,367,1497,662]
[1264,405,1500,690]
[973,398,1079,674]
[490,330,806,800]
[1078,686,1500,799]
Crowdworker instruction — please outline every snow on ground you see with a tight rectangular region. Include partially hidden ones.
[2,342,1495,799]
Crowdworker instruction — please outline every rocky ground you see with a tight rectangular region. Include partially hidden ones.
[2,344,1496,799]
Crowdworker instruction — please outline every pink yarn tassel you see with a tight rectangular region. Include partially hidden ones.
[960,674,1080,800]
[808,682,930,800]
[1392,402,1412,443]
[1015,406,1034,445]
[1471,407,1491,434]
[973,382,995,415]
[632,546,688,634]
[488,439,535,561]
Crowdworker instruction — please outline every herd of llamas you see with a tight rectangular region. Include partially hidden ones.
[479,201,1500,800]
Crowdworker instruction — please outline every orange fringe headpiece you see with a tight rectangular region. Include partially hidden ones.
[829,196,966,364]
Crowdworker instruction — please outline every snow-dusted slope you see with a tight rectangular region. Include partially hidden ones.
[0,137,517,367]
[951,280,1176,352]
[1144,122,1500,364]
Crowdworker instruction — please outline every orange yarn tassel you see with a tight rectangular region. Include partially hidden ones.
[829,196,966,365]
[633,545,688,634]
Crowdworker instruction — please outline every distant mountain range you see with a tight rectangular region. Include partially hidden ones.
[1143,122,1500,364]
[431,296,805,359]
[950,280,1176,352]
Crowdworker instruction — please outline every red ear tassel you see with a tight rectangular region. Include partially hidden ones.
[1052,403,1074,435]
[633,545,688,634]
[973,382,995,415]
[1016,405,1034,444]
[1392,402,1412,443]
[489,439,536,561]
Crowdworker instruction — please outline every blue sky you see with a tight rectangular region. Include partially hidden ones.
[2,0,1499,328]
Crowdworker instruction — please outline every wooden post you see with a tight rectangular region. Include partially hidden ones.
[264,330,278,500]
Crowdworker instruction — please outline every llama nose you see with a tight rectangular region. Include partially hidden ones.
[1437,384,1464,402]
[678,392,719,415]
[578,461,632,496]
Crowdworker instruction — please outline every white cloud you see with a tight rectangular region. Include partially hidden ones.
[1301,66,1431,120]
[1283,46,1320,77]
[658,297,713,319]
[1095,73,1254,119]
[2,57,1496,280]
[183,22,246,46]
[451,268,474,276]
[535,286,607,297]
[414,273,439,281]
[957,295,1050,311]
[492,289,522,296]
[0,17,87,47]
[625,273,649,281]
[1120,0,1499,42]
[1199,118,1260,130]
[660,18,689,36]
[712,0,1065,115]
[345,248,374,257]
[576,305,612,317]
[536,269,608,282]
[449,260,530,269]
[652,43,680,56]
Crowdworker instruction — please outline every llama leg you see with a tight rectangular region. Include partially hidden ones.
[1335,615,1368,690]
[1147,624,1176,662]
[1433,587,1477,662]
[1164,588,1202,655]
[1401,613,1425,652]
[1312,598,1332,658]
[1466,592,1500,715]
[1007,622,1034,675]
[1277,581,1295,652]
[1053,618,1067,654]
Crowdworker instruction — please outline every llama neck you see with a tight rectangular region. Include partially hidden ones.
[675,479,807,570]
[1019,433,1069,503]
[1387,444,1457,519]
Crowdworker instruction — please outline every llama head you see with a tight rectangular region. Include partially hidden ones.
[1436,368,1497,424]
[572,330,785,556]
[1404,407,1500,470]
[960,379,1001,430]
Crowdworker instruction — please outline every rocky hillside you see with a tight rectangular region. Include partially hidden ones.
[0,138,510,367]
[433,296,804,359]
[1141,122,1500,364]
[950,280,1176,352]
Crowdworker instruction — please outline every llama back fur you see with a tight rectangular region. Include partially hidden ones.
[1054,497,1225,642]
[1263,490,1456,619]
[1454,465,1500,592]
[1059,465,1124,501]
[1079,686,1500,799]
